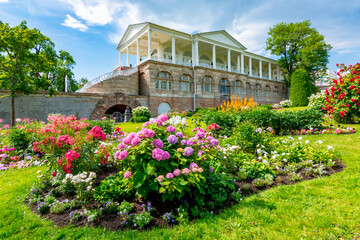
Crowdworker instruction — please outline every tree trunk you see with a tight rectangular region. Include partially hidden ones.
[11,94,15,127]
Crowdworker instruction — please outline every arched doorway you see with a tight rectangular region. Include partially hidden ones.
[158,102,171,115]
[105,104,132,123]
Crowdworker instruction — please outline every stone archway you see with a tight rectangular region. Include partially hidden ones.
[90,93,141,120]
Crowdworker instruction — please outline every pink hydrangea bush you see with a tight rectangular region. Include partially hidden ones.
[113,114,225,202]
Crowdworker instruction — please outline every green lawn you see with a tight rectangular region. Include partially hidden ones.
[1,126,360,239]
[275,106,309,112]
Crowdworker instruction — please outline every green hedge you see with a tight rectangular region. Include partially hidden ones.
[290,69,311,107]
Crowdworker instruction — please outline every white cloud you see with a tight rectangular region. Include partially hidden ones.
[0,0,9,2]
[62,14,88,32]
[60,0,120,26]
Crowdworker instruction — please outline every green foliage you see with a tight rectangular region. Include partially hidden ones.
[195,109,237,137]
[130,106,151,123]
[290,69,311,107]
[95,173,134,202]
[266,20,332,86]
[87,118,115,135]
[8,127,31,152]
[0,20,75,125]
[225,122,270,154]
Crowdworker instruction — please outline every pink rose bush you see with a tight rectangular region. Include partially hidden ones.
[30,114,114,175]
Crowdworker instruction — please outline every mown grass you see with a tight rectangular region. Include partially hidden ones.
[275,106,309,112]
[1,124,360,239]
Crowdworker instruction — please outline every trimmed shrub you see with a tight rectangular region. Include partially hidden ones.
[325,63,360,123]
[290,69,311,107]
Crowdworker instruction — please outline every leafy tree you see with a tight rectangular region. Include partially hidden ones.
[75,77,89,91]
[0,20,75,125]
[290,69,311,107]
[266,20,332,88]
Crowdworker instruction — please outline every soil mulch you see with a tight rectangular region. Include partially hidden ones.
[25,159,345,231]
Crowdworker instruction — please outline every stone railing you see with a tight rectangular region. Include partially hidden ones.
[77,68,138,92]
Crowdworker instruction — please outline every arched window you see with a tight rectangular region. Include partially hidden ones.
[216,58,225,68]
[178,74,193,92]
[220,78,231,102]
[182,51,192,63]
[235,80,243,96]
[158,102,171,115]
[163,47,178,60]
[246,82,252,97]
[219,78,230,95]
[255,84,261,97]
[265,85,271,97]
[155,71,172,90]
[151,49,158,57]
[201,76,214,93]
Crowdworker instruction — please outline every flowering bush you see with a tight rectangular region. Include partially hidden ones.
[279,99,292,108]
[325,63,360,123]
[34,114,113,175]
[111,114,226,203]
[308,90,326,112]
[130,106,151,123]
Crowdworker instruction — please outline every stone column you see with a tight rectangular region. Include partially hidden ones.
[268,63,272,80]
[237,54,240,72]
[194,40,199,66]
[119,51,122,66]
[172,36,176,64]
[227,49,231,71]
[148,29,152,59]
[212,45,216,69]
[158,43,163,59]
[192,42,194,66]
[249,57,252,76]
[259,60,262,78]
[277,65,280,81]
[136,38,140,65]
[126,47,130,67]
[241,52,245,73]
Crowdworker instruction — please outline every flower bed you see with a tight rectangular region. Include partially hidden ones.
[13,113,343,230]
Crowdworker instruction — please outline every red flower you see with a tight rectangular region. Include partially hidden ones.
[86,126,106,141]
[52,171,57,177]
[349,85,356,90]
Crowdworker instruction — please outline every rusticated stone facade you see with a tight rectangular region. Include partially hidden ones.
[82,71,139,96]
[90,93,142,120]
[136,60,288,116]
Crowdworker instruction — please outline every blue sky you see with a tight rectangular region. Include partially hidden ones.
[1,0,360,81]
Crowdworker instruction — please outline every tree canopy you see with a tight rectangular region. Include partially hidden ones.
[0,20,76,125]
[266,20,332,87]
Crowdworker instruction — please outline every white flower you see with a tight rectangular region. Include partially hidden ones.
[256,149,262,154]
[305,140,309,144]
[315,140,323,144]
[298,137,303,140]
[327,145,334,150]
[262,160,267,163]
